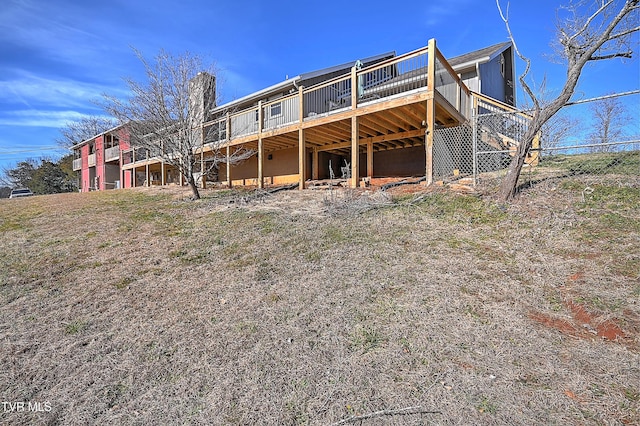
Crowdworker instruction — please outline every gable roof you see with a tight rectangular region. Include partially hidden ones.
[447,41,512,71]
[213,51,395,113]
[71,123,126,149]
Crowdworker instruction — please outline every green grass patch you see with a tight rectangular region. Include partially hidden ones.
[541,151,640,175]
[65,319,89,335]
[415,193,507,225]
[349,325,387,353]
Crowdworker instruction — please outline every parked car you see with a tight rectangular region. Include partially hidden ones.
[9,188,34,198]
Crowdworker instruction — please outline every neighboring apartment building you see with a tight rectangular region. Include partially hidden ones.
[72,39,515,192]
[72,126,130,191]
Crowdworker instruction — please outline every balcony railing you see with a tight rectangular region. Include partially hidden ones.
[105,146,120,162]
[72,158,82,171]
[204,116,227,146]
[303,74,352,118]
[174,40,471,154]
[262,93,299,129]
[230,106,259,138]
[87,153,96,167]
[357,46,429,104]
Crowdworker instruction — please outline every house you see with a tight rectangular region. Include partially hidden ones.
[71,125,130,191]
[72,39,516,192]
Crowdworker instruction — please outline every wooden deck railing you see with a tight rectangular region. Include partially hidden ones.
[72,158,82,171]
[105,146,120,162]
[136,39,472,164]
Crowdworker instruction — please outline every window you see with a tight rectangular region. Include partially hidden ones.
[270,102,282,117]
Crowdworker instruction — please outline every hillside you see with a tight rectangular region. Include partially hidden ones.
[1,181,638,425]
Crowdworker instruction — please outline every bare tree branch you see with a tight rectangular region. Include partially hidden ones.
[590,50,633,59]
[330,406,441,426]
[102,49,253,199]
[56,116,118,148]
[608,25,640,39]
[566,0,615,44]
[496,0,639,201]
[496,0,541,111]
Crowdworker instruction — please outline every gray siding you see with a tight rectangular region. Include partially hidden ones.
[479,54,506,103]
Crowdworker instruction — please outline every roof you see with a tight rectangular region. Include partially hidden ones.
[213,51,395,113]
[298,51,395,81]
[71,123,126,149]
[447,41,512,71]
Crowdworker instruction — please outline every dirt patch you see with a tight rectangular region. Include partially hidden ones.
[530,299,632,347]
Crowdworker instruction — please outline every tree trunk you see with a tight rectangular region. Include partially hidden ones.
[187,174,200,200]
[498,130,536,200]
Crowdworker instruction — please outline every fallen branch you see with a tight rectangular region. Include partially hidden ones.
[380,176,426,191]
[267,182,299,194]
[331,406,441,425]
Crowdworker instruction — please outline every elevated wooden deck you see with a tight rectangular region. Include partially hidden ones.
[123,39,474,189]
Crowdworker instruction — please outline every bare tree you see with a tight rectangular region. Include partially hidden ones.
[588,95,631,151]
[103,49,252,200]
[496,0,639,200]
[56,116,118,148]
[541,111,581,149]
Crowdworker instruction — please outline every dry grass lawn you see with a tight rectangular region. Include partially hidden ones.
[0,177,638,425]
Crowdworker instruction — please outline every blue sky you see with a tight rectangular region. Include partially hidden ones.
[0,0,638,172]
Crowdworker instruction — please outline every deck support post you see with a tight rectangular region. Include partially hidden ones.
[298,86,305,190]
[200,126,206,189]
[312,148,319,180]
[226,145,232,188]
[226,113,232,188]
[350,66,359,188]
[258,139,264,189]
[367,140,373,178]
[257,101,264,189]
[160,141,165,186]
[132,166,137,188]
[351,116,359,188]
[145,163,150,187]
[425,38,437,185]
[298,129,306,190]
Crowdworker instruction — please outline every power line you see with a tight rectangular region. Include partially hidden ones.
[564,90,640,106]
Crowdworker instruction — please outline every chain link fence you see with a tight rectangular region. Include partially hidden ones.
[432,92,639,190]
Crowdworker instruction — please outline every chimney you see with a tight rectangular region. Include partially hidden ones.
[189,72,216,125]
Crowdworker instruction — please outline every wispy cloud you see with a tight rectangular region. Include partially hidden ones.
[0,110,108,128]
[0,71,129,109]
[423,1,472,27]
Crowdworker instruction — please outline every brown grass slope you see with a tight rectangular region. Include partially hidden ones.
[0,180,638,425]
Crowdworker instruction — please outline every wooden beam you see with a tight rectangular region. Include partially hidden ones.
[426,38,436,185]
[314,128,425,152]
[312,147,319,180]
[298,85,306,190]
[298,129,306,189]
[257,100,264,189]
[358,116,391,135]
[367,140,373,178]
[258,138,264,189]
[351,115,359,188]
[386,108,420,130]
[226,145,232,188]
